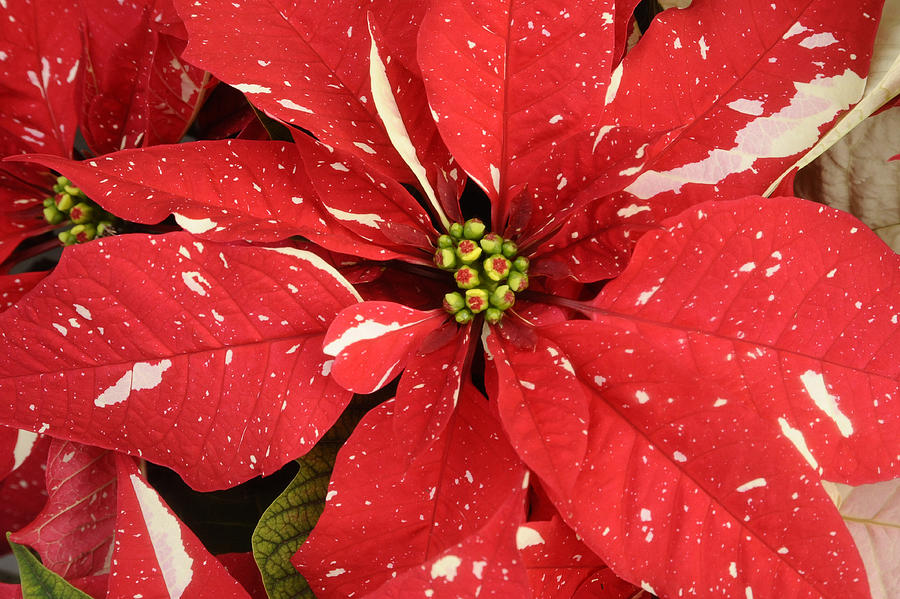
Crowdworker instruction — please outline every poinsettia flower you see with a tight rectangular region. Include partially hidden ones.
[0,1,898,598]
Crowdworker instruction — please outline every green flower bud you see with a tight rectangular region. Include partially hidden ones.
[434,247,457,270]
[465,288,489,313]
[463,218,486,240]
[70,223,97,243]
[437,234,454,248]
[55,193,74,212]
[513,255,530,272]
[43,206,66,225]
[483,255,512,282]
[479,232,503,254]
[69,202,96,224]
[443,292,465,313]
[64,185,82,197]
[56,176,69,187]
[454,309,474,324]
[501,240,518,258]
[449,222,464,238]
[484,307,504,324]
[454,266,480,289]
[58,230,76,245]
[43,197,56,208]
[489,285,515,310]
[508,270,529,293]
[455,239,482,264]
[96,221,114,236]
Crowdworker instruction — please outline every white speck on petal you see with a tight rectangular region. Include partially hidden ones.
[430,555,461,581]
[516,526,545,550]
[736,478,767,492]
[617,204,650,218]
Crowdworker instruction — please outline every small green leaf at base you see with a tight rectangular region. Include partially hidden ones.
[6,534,93,599]
[252,398,377,599]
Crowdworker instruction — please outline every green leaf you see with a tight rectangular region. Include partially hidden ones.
[251,396,379,599]
[6,534,93,599]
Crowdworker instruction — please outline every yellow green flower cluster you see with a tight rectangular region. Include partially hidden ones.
[434,219,530,324]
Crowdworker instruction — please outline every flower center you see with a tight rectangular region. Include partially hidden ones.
[434,219,529,324]
[42,176,116,245]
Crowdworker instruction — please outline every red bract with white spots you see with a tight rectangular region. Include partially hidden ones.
[0,0,897,598]
[109,455,251,597]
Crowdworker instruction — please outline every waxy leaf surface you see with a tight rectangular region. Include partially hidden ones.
[613,0,882,214]
[361,487,531,598]
[294,385,528,598]
[322,302,447,394]
[0,0,80,158]
[595,197,899,483]
[174,0,411,180]
[295,135,437,259]
[109,455,251,598]
[18,142,409,261]
[0,233,360,490]
[418,0,617,229]
[10,440,117,579]
[487,196,899,598]
[518,517,639,599]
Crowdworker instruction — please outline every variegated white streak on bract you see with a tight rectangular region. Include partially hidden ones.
[129,474,194,598]
[765,0,900,195]
[626,69,864,199]
[323,314,439,357]
[367,15,450,231]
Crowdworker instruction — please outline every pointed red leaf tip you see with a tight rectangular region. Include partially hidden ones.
[596,196,900,484]
[110,454,251,598]
[608,0,883,214]
[0,0,81,158]
[417,0,617,228]
[518,517,640,598]
[172,0,412,181]
[322,301,447,394]
[0,272,47,311]
[10,440,116,579]
[0,232,361,491]
[295,385,529,598]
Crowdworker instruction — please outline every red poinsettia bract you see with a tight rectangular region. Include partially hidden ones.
[0,0,897,598]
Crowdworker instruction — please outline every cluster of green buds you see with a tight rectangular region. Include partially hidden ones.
[42,176,116,245]
[434,218,530,325]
